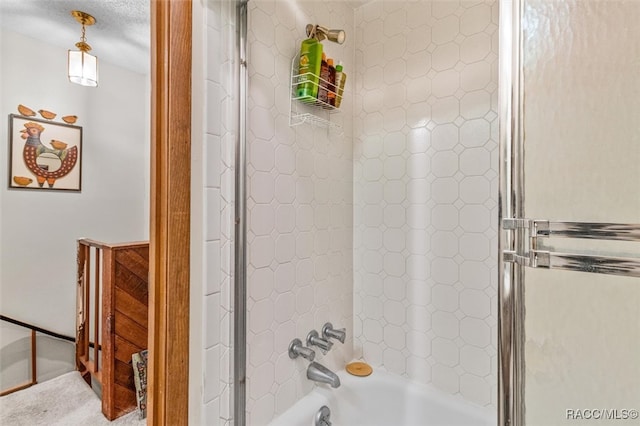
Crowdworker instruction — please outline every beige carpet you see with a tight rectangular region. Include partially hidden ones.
[0,371,145,425]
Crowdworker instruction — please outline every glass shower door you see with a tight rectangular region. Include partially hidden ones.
[500,0,640,424]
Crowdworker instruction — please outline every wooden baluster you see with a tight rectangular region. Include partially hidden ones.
[84,246,91,367]
[94,248,100,373]
[31,330,37,385]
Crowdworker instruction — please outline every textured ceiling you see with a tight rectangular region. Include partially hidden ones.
[0,0,150,75]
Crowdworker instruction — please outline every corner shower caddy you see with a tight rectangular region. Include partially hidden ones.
[289,55,344,130]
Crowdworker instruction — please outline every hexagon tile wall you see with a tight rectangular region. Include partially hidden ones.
[240,0,499,424]
[353,0,499,408]
[245,1,356,423]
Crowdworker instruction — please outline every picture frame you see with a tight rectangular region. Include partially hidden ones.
[8,114,82,191]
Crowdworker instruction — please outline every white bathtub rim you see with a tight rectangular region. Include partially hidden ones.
[269,367,495,426]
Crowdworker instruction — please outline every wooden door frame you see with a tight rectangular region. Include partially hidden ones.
[149,0,192,424]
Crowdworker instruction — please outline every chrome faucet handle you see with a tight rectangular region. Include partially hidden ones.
[289,338,315,361]
[322,322,346,344]
[307,330,333,354]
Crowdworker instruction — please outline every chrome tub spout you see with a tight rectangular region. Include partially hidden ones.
[307,361,341,388]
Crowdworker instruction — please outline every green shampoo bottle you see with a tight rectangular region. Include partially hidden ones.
[297,37,323,101]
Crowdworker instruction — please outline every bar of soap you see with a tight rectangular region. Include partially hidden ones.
[346,361,372,377]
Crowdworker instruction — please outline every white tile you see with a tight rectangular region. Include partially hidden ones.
[384,180,407,204]
[383,84,407,109]
[383,8,406,37]
[250,203,275,236]
[250,171,274,204]
[249,41,275,78]
[383,347,406,374]
[431,231,459,258]
[274,292,295,324]
[250,392,275,422]
[250,139,275,172]
[275,204,296,233]
[275,379,297,414]
[275,233,295,263]
[459,233,491,261]
[204,397,220,426]
[206,134,221,189]
[460,147,490,176]
[431,363,460,394]
[432,204,459,231]
[249,235,274,268]
[250,8,275,47]
[460,90,491,119]
[205,241,221,295]
[205,293,220,348]
[206,81,222,136]
[274,262,295,294]
[460,118,490,147]
[363,318,383,343]
[459,176,490,204]
[432,15,460,45]
[384,156,406,180]
[432,336,459,367]
[431,96,460,124]
[431,258,459,285]
[460,374,492,406]
[407,25,431,53]
[432,70,460,98]
[460,205,491,232]
[460,346,491,376]
[432,123,459,151]
[460,317,491,348]
[249,329,274,366]
[204,345,220,402]
[249,267,275,301]
[383,34,406,62]
[431,178,458,204]
[406,50,433,78]
[460,288,491,318]
[383,59,407,85]
[432,0,459,19]
[383,204,406,228]
[384,300,406,326]
[432,311,459,339]
[460,261,491,290]
[206,188,221,241]
[432,284,459,312]
[249,299,274,334]
[460,3,492,36]
[460,33,492,64]
[460,60,491,91]
[432,151,459,177]
[406,331,431,358]
[274,145,295,175]
[363,159,384,181]
[247,362,274,402]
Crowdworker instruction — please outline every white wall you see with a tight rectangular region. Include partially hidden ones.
[0,30,149,388]
[245,1,355,424]
[353,0,499,408]
[522,1,640,424]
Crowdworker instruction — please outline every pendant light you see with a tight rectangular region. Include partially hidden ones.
[68,11,98,87]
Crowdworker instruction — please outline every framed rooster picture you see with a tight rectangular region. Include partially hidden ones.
[8,112,82,191]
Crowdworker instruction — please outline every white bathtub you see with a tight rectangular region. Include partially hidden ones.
[269,369,495,426]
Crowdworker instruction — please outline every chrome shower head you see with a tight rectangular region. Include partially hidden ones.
[306,24,346,44]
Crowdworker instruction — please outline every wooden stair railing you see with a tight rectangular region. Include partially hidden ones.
[77,238,149,420]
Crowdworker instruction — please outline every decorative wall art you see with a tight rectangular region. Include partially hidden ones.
[8,106,82,191]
